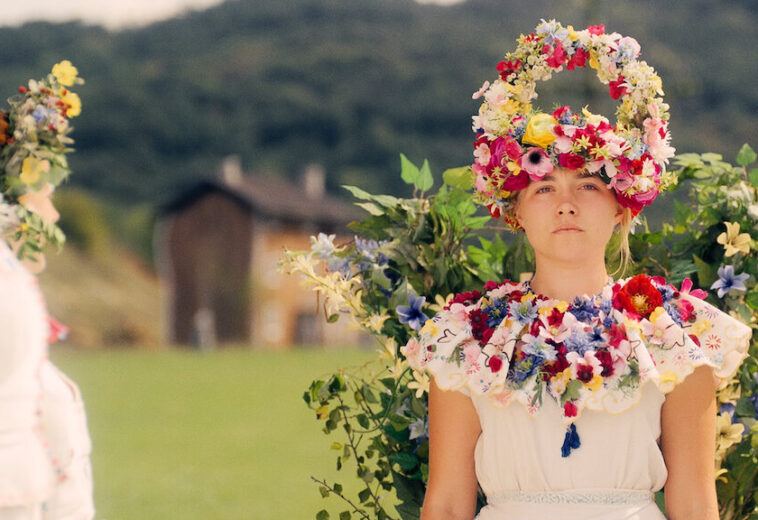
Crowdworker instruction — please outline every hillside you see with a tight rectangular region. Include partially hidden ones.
[38,245,162,348]
[0,0,755,209]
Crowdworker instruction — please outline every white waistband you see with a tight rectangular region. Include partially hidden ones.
[487,489,654,505]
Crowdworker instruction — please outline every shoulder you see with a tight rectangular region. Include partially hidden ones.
[613,274,752,391]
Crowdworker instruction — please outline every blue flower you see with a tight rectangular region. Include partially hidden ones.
[508,300,538,326]
[327,257,351,277]
[657,285,674,304]
[663,302,682,326]
[710,265,750,298]
[521,335,557,362]
[409,417,428,441]
[719,402,736,422]
[397,293,429,331]
[483,298,509,328]
[310,232,336,259]
[510,354,541,383]
[563,329,592,355]
[568,296,599,321]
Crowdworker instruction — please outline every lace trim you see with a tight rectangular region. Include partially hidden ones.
[487,488,653,505]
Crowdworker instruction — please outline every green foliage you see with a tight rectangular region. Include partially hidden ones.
[54,189,111,256]
[290,146,758,519]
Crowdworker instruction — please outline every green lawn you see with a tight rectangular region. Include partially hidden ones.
[51,346,378,520]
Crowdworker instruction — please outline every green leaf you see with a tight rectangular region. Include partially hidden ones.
[442,166,474,189]
[342,184,374,201]
[357,413,370,429]
[319,486,330,498]
[400,153,420,186]
[354,202,384,216]
[389,451,419,470]
[736,143,757,166]
[736,397,756,417]
[561,380,583,404]
[749,168,758,188]
[358,488,371,503]
[745,290,758,311]
[417,159,433,191]
[692,254,717,287]
[316,510,330,520]
[339,512,351,520]
[701,152,724,164]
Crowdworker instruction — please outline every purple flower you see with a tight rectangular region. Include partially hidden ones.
[397,293,429,331]
[710,265,749,298]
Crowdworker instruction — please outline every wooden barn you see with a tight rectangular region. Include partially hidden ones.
[155,157,363,348]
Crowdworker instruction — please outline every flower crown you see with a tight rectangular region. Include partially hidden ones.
[471,20,676,230]
[0,61,83,259]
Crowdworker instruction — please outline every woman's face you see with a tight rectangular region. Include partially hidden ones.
[515,167,622,267]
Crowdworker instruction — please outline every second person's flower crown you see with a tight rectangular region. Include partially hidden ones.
[471,20,676,230]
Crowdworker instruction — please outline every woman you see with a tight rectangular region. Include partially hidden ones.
[403,21,752,520]
[0,63,94,519]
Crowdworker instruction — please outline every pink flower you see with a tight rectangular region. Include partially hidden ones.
[401,337,420,358]
[472,80,490,100]
[587,24,605,36]
[679,278,708,300]
[643,118,676,162]
[566,48,590,70]
[566,350,602,382]
[518,147,554,180]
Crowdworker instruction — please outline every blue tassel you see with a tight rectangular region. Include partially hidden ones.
[560,423,581,458]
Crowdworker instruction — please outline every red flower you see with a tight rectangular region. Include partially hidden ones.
[469,309,492,345]
[558,153,586,170]
[566,48,590,70]
[542,42,568,68]
[489,355,503,373]
[552,106,571,120]
[576,363,594,383]
[563,401,578,417]
[607,322,628,348]
[448,290,482,308]
[615,275,663,319]
[501,170,530,191]
[587,24,605,36]
[595,350,614,377]
[609,76,628,100]
[496,59,522,81]
[678,299,696,322]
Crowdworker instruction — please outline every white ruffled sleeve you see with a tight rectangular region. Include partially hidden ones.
[641,292,752,393]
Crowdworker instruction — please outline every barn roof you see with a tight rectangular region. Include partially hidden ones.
[161,172,363,228]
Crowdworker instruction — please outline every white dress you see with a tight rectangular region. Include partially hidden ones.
[0,241,94,520]
[403,277,752,520]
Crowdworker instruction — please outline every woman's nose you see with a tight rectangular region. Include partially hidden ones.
[556,199,577,216]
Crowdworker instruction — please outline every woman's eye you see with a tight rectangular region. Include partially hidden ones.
[535,186,552,193]
[580,183,600,191]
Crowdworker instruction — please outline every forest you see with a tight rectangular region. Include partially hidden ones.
[0,0,755,215]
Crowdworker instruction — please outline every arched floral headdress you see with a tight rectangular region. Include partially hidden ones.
[471,20,676,230]
[0,61,83,259]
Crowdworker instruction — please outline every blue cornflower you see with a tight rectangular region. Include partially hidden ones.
[508,300,539,326]
[658,285,675,304]
[711,265,750,298]
[663,302,683,326]
[568,296,599,321]
[563,329,592,355]
[599,298,613,315]
[557,108,574,125]
[310,232,336,259]
[483,298,509,328]
[510,354,540,383]
[522,335,557,362]
[719,402,736,422]
[32,106,54,124]
[397,293,429,331]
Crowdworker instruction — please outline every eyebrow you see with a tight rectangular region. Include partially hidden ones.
[536,171,598,182]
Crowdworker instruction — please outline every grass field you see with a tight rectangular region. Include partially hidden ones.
[51,346,379,520]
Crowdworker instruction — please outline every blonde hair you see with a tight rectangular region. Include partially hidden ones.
[607,207,633,277]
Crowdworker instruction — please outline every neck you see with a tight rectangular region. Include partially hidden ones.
[527,260,610,302]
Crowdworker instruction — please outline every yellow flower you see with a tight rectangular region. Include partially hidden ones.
[498,99,523,116]
[52,60,78,87]
[522,113,557,148]
[420,319,438,337]
[585,374,603,392]
[429,293,453,314]
[19,157,50,186]
[717,222,751,257]
[407,370,430,398]
[365,313,390,333]
[60,90,82,118]
[691,319,712,336]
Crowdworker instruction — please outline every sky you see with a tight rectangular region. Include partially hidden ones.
[2,0,463,29]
